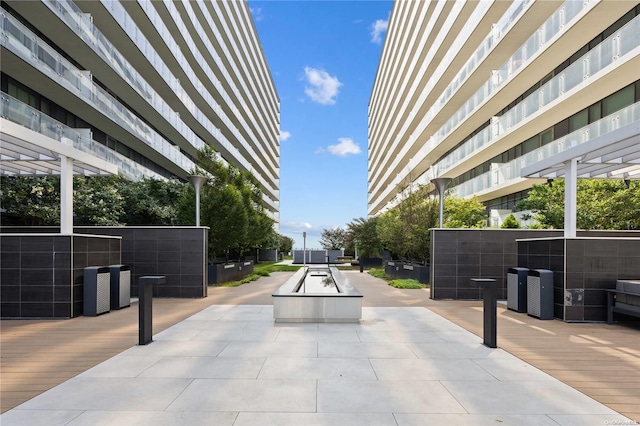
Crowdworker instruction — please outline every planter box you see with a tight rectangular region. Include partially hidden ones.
[385,261,430,284]
[353,257,383,267]
[208,261,254,284]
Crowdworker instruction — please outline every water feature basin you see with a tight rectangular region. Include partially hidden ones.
[272,267,362,323]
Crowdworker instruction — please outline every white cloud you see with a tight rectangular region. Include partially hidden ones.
[370,18,388,44]
[250,7,264,22]
[326,138,361,157]
[279,130,291,142]
[303,67,342,105]
[280,221,314,235]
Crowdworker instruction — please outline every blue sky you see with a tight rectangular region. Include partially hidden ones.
[248,0,393,249]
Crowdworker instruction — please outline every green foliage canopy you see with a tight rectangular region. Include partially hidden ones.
[0,146,277,262]
[443,196,486,228]
[0,176,60,225]
[278,234,294,254]
[517,179,640,230]
[346,217,382,258]
[320,227,347,250]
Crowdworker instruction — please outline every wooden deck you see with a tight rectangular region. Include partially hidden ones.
[2,272,639,421]
[426,301,640,422]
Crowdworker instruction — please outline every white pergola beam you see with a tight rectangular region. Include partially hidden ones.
[1,119,118,235]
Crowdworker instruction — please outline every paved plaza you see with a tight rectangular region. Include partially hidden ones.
[1,270,638,425]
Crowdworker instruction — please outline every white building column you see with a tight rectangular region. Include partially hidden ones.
[60,155,73,234]
[564,158,578,238]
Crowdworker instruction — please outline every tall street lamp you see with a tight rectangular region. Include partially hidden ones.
[302,231,307,268]
[431,177,452,228]
[302,231,307,293]
[187,175,207,226]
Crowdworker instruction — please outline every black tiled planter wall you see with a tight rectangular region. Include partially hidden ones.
[518,236,640,322]
[76,227,208,299]
[430,229,640,321]
[208,261,254,284]
[1,234,120,318]
[384,262,430,284]
[430,229,560,300]
[1,226,207,319]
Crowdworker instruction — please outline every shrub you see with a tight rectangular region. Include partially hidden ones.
[501,214,520,229]
[388,279,426,289]
[368,268,389,280]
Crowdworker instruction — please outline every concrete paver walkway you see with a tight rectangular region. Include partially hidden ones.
[1,270,639,425]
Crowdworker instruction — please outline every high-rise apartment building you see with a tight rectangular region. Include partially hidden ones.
[1,0,280,224]
[369,0,639,226]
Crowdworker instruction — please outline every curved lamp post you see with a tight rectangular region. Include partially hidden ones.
[431,177,452,228]
[187,175,207,226]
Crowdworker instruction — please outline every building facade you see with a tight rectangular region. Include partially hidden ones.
[368,0,640,225]
[1,0,280,223]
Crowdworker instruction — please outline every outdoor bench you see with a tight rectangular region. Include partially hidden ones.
[606,279,640,324]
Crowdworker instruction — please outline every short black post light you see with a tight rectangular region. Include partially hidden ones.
[431,177,452,228]
[187,175,207,226]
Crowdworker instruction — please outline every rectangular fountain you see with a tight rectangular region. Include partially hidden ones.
[272,267,362,323]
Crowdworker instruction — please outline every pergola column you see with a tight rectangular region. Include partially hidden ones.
[60,155,73,234]
[564,158,578,238]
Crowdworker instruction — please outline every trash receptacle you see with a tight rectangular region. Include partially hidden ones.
[527,269,554,320]
[84,266,111,316]
[109,264,131,310]
[507,267,528,313]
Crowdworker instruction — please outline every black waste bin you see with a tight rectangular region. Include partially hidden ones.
[84,266,111,316]
[109,264,131,310]
[527,269,554,320]
[507,267,528,313]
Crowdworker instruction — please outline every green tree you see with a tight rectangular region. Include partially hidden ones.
[376,209,404,258]
[194,146,275,260]
[444,196,486,228]
[278,234,294,255]
[516,180,565,229]
[411,189,439,263]
[204,184,248,260]
[376,185,438,263]
[0,176,60,225]
[320,227,346,250]
[517,179,640,230]
[347,217,382,258]
[73,176,124,226]
[119,177,190,225]
[501,213,520,229]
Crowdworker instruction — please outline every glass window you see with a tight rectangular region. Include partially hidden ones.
[541,129,553,145]
[603,85,634,115]
[589,103,602,122]
[116,142,130,157]
[569,109,588,132]
[554,119,569,139]
[523,135,539,154]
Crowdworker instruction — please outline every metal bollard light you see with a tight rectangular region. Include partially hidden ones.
[470,278,497,348]
[138,275,165,345]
